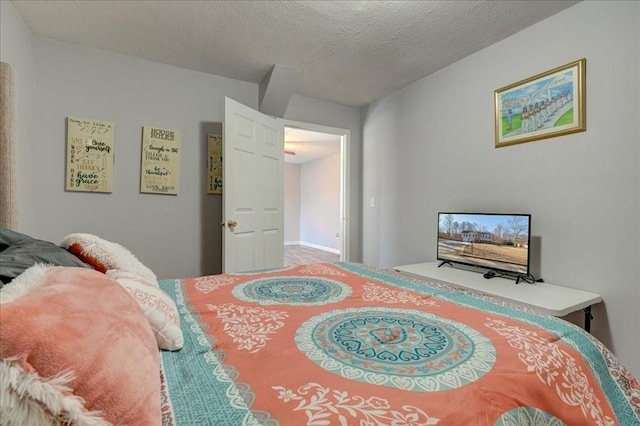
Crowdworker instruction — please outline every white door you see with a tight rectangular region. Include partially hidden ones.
[223,97,284,273]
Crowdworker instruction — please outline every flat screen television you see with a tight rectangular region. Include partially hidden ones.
[437,212,531,277]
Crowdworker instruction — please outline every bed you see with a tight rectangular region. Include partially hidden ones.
[1,232,639,425]
[157,261,640,425]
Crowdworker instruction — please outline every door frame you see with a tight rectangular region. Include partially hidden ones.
[282,119,350,262]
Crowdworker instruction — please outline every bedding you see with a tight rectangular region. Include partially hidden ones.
[61,232,157,283]
[106,269,184,351]
[158,262,640,425]
[0,227,92,285]
[0,265,161,425]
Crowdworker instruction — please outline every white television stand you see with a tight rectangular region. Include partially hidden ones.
[393,261,602,332]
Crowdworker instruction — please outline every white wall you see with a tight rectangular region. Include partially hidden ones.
[0,1,36,231]
[362,1,640,377]
[285,95,362,261]
[300,152,341,251]
[28,38,256,280]
[1,1,362,279]
[284,163,301,243]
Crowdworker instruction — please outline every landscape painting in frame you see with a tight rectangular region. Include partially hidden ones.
[494,58,586,148]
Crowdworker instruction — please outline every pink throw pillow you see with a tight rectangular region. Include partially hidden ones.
[0,265,161,425]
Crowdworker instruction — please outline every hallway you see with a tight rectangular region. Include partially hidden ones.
[284,244,339,267]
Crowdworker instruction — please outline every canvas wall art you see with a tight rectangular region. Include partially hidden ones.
[66,117,114,193]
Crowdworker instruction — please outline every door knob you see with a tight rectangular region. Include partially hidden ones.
[227,220,237,231]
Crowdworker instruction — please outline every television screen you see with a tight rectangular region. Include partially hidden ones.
[437,212,531,275]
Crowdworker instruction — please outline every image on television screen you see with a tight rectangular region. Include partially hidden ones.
[437,213,531,274]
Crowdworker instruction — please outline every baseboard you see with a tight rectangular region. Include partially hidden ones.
[284,241,301,246]
[299,241,341,255]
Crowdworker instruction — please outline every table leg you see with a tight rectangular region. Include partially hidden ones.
[584,306,593,333]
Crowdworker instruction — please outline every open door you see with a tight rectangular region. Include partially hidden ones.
[223,97,284,273]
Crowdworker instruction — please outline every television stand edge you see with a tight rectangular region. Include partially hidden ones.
[393,261,602,333]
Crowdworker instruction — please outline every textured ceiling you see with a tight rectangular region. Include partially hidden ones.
[11,0,580,108]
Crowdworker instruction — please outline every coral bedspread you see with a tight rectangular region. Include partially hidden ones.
[158,262,639,425]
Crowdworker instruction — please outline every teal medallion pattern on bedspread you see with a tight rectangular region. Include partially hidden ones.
[157,263,640,425]
[232,276,351,305]
[494,407,567,426]
[336,262,639,424]
[296,307,496,391]
[159,279,277,426]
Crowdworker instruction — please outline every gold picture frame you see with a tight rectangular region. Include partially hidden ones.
[494,58,586,148]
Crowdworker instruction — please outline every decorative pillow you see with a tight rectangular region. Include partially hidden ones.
[60,233,157,285]
[0,265,161,425]
[0,227,92,285]
[106,270,184,351]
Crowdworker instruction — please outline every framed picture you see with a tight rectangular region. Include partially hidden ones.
[494,58,586,148]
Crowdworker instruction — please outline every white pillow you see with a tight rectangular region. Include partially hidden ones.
[60,233,157,285]
[106,270,183,351]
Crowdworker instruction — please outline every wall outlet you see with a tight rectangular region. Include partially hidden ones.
[336,232,340,238]
[369,197,376,207]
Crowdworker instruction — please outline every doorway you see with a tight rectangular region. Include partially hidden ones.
[282,120,350,264]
